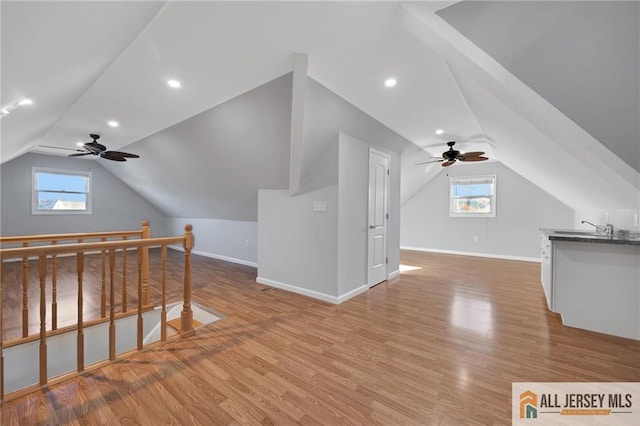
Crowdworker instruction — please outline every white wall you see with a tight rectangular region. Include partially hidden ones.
[401,161,574,260]
[338,134,368,296]
[0,153,167,236]
[257,186,339,302]
[165,217,257,267]
[257,133,402,304]
[338,133,401,296]
[573,209,640,234]
[255,76,411,304]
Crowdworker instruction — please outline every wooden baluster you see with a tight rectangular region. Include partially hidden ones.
[137,246,143,350]
[141,220,151,306]
[180,224,195,337]
[122,236,127,313]
[161,245,168,342]
[51,241,58,331]
[1,260,5,399]
[100,237,107,318]
[109,249,116,361]
[21,242,28,338]
[39,255,47,385]
[76,248,84,372]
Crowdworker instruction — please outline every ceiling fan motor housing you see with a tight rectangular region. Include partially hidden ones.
[443,143,460,160]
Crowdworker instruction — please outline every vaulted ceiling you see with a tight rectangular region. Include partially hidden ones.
[2,1,478,164]
[2,1,638,217]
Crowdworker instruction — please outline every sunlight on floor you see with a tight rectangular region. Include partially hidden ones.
[451,294,493,335]
[399,264,423,272]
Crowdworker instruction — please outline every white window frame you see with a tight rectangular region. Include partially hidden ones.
[449,174,497,218]
[32,167,92,215]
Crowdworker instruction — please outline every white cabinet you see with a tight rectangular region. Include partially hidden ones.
[538,229,640,340]
[540,234,554,311]
[553,241,640,340]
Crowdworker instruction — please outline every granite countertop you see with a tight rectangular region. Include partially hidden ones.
[540,228,640,246]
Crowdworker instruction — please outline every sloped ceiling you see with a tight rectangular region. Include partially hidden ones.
[2,1,480,222]
[2,1,638,220]
[0,1,166,161]
[99,74,292,221]
[437,0,640,173]
[399,2,639,213]
[2,1,479,163]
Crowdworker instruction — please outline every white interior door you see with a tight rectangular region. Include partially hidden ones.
[368,148,389,287]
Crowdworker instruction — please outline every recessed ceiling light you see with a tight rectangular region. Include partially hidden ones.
[384,78,397,88]
[76,142,84,147]
[435,129,444,135]
[167,79,181,88]
[18,99,33,106]
[107,120,119,127]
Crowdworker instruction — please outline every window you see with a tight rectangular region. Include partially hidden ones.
[449,174,496,217]
[32,167,92,214]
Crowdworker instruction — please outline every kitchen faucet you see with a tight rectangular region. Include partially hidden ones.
[581,220,614,235]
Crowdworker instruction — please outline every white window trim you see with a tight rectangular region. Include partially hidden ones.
[32,167,93,215]
[449,174,497,218]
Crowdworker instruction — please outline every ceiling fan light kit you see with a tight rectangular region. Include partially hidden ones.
[40,134,140,162]
[416,141,488,167]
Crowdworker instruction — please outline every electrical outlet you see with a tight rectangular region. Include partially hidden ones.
[473,235,479,242]
[245,239,249,247]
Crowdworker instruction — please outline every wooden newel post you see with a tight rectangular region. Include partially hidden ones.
[180,224,195,337]
[141,220,151,306]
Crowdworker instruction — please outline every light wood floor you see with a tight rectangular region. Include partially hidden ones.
[1,249,639,425]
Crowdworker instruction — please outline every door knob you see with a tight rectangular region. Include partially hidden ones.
[369,225,375,229]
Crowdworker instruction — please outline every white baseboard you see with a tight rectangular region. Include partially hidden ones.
[256,277,368,305]
[169,245,257,268]
[400,246,540,263]
[337,284,368,304]
[388,269,401,280]
[256,277,338,303]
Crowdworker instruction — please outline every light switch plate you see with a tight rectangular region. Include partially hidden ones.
[312,201,327,212]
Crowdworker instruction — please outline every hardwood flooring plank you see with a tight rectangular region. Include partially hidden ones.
[2,249,640,425]
[69,375,120,425]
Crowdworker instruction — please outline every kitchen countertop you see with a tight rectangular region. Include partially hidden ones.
[540,228,640,246]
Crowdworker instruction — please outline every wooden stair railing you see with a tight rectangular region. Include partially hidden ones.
[0,223,195,402]
[0,221,151,337]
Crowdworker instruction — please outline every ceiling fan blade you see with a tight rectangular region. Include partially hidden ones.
[39,145,86,152]
[459,156,489,162]
[459,151,485,158]
[104,150,139,158]
[442,160,456,167]
[68,152,93,157]
[100,152,127,161]
[415,159,443,165]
